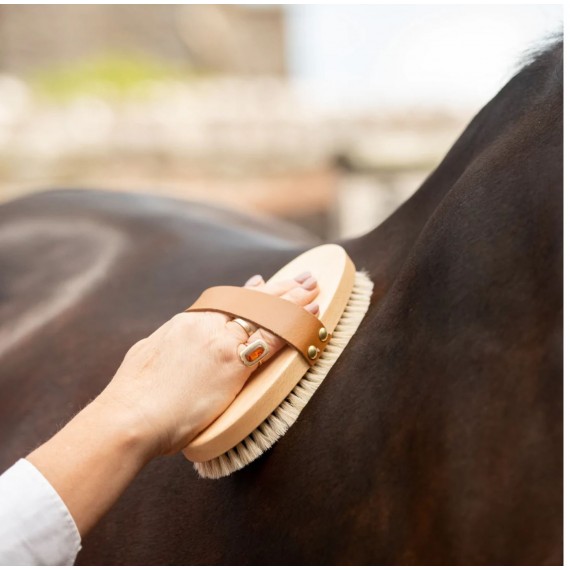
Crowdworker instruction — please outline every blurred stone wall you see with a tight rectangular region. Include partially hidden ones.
[0,5,468,240]
[0,5,285,74]
[0,71,466,239]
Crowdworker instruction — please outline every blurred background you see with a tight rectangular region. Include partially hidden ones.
[0,5,562,239]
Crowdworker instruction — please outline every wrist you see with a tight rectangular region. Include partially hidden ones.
[84,396,160,465]
[26,396,158,538]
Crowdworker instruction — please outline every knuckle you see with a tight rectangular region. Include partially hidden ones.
[127,338,147,355]
[168,312,194,334]
[170,312,189,326]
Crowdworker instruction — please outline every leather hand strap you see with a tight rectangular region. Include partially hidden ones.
[185,286,329,363]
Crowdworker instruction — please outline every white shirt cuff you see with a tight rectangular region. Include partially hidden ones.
[0,458,82,565]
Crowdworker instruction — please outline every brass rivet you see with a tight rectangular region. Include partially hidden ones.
[308,345,319,360]
[318,327,328,342]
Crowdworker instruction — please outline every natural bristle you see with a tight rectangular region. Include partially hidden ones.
[194,271,374,479]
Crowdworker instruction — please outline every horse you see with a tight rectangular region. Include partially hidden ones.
[0,40,562,564]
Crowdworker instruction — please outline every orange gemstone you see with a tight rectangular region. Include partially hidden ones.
[246,346,265,362]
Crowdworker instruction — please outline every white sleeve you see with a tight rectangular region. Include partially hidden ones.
[0,458,81,565]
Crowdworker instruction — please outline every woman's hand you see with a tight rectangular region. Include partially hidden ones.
[89,271,320,457]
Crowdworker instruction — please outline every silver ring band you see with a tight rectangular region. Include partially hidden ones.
[232,317,258,336]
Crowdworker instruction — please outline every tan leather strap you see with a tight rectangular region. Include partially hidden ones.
[185,286,329,363]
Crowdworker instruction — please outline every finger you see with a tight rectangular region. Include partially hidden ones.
[206,272,267,332]
[228,273,318,347]
[254,271,313,297]
[226,274,267,341]
[240,281,320,360]
[244,274,263,287]
[228,272,311,340]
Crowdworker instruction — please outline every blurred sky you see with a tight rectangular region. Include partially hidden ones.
[286,5,563,112]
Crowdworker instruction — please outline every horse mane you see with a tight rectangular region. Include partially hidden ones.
[516,34,563,78]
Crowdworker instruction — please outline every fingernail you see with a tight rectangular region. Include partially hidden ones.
[245,274,263,286]
[306,302,319,315]
[295,271,311,282]
[303,277,317,290]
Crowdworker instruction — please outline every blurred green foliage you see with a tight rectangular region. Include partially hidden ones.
[30,52,204,101]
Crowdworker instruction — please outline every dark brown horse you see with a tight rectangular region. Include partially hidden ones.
[0,41,562,564]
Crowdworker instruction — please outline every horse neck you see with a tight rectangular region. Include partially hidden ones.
[343,40,562,295]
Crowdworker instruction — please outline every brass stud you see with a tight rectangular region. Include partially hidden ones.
[318,327,328,342]
[307,345,319,360]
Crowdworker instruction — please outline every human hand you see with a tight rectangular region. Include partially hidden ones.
[94,272,320,458]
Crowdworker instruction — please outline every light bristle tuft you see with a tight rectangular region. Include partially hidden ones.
[194,270,374,479]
